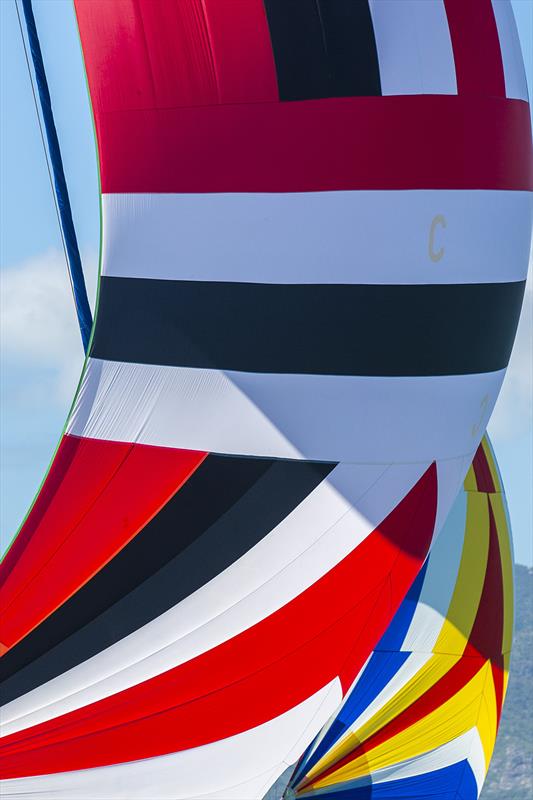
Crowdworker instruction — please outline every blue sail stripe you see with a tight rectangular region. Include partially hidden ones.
[293,760,478,799]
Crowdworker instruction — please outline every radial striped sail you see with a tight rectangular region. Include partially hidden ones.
[286,437,513,800]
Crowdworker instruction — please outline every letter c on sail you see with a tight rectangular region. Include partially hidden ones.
[429,214,446,262]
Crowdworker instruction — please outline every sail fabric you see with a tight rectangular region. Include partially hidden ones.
[0,462,439,773]
[0,2,530,798]
[286,437,513,800]
[100,190,531,286]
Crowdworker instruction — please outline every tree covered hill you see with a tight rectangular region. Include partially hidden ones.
[482,563,532,799]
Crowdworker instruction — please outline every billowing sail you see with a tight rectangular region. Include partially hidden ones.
[285,437,513,800]
[0,1,531,798]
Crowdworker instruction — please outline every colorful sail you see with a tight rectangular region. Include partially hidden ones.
[1,2,531,798]
[286,437,513,800]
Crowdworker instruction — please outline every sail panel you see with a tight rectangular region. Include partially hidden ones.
[0,437,206,652]
[75,1,532,193]
[262,0,381,101]
[492,0,529,100]
[286,437,513,800]
[90,278,525,377]
[85,95,533,194]
[1,1,530,796]
[0,682,341,800]
[0,456,334,702]
[66,359,506,464]
[100,190,533,286]
[0,463,438,778]
[369,0,457,95]
[444,0,506,96]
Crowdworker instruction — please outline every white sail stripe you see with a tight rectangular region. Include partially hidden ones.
[403,488,468,652]
[0,680,342,800]
[369,0,457,96]
[2,460,432,734]
[358,729,484,791]
[194,766,288,800]
[466,725,490,794]
[101,190,532,285]
[375,729,485,793]
[492,1,529,101]
[67,359,503,464]
[433,455,471,541]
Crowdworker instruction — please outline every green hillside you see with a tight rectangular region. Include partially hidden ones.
[481,563,533,799]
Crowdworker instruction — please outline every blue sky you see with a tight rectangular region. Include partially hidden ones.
[1,0,532,564]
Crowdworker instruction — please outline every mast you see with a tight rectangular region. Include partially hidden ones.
[18,0,93,352]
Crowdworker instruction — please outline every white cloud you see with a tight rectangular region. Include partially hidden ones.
[489,262,532,443]
[0,249,97,405]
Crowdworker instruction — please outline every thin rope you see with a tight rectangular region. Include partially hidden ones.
[14,0,76,298]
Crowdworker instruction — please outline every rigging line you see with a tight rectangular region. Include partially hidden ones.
[14,0,93,352]
[13,0,72,290]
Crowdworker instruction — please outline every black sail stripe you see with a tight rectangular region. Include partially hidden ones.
[90,278,525,377]
[315,0,381,97]
[0,456,333,703]
[263,0,381,100]
[263,0,329,101]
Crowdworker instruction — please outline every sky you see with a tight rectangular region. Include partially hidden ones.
[1,0,532,565]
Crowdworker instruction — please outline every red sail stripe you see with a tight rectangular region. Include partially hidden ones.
[463,500,505,663]
[472,443,496,494]
[0,465,437,778]
[0,435,129,584]
[74,0,279,113]
[444,0,506,97]
[0,588,385,777]
[0,436,207,652]
[482,440,503,493]
[75,0,530,193]
[91,96,531,194]
[196,0,279,104]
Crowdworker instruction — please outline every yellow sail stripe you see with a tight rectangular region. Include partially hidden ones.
[489,493,514,654]
[309,663,493,790]
[476,662,499,767]
[433,491,489,655]
[502,653,511,700]
[463,461,478,492]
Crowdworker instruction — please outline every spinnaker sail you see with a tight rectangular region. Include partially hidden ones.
[0,2,531,798]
